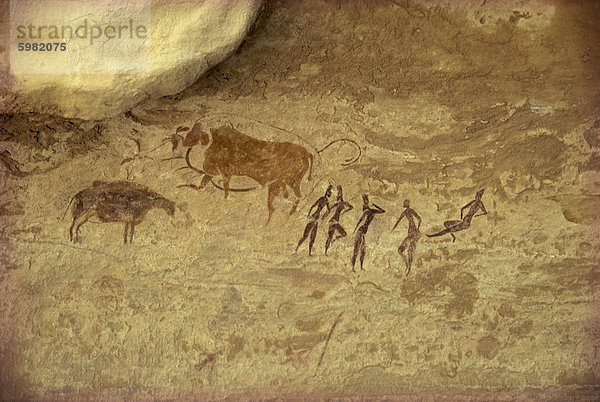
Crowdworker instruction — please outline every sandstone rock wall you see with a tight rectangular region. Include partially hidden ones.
[1,0,599,399]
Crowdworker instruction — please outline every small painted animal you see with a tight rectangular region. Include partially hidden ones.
[64,181,175,243]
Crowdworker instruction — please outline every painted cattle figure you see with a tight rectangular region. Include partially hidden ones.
[65,181,175,243]
[177,124,314,222]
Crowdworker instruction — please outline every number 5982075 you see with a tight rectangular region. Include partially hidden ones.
[17,42,66,51]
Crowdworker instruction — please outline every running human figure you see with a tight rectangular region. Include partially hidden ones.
[295,186,332,255]
[322,186,353,255]
[427,189,487,242]
[391,199,422,276]
[351,195,386,272]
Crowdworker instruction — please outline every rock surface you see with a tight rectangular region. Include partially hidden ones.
[1,0,599,399]
[0,0,263,119]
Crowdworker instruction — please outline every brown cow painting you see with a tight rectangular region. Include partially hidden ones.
[174,123,314,222]
[64,181,175,244]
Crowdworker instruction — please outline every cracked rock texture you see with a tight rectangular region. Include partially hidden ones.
[1,0,599,399]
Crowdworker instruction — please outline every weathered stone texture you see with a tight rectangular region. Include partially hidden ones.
[1,0,599,399]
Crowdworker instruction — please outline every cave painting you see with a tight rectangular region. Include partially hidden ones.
[66,122,491,272]
[64,181,175,244]
[427,189,488,242]
[295,185,332,256]
[322,185,353,256]
[171,122,360,222]
[392,199,422,276]
[351,195,386,272]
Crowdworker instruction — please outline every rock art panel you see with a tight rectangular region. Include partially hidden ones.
[0,0,599,399]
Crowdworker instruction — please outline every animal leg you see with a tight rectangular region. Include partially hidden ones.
[289,199,300,216]
[69,220,76,241]
[130,223,135,243]
[123,223,129,244]
[69,200,85,241]
[75,217,90,242]
[267,182,281,224]
[177,174,212,192]
[222,176,231,199]
[289,184,302,216]
[73,209,95,242]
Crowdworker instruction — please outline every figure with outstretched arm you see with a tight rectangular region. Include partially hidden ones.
[427,189,487,242]
[322,186,353,255]
[351,195,385,272]
[392,199,421,275]
[295,186,332,255]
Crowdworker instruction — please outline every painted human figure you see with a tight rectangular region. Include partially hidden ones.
[322,186,353,255]
[351,195,385,272]
[427,189,487,242]
[295,186,332,255]
[392,199,421,275]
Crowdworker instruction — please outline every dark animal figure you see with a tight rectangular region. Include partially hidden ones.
[181,124,313,223]
[351,195,385,272]
[174,123,361,223]
[427,189,487,242]
[322,185,353,255]
[64,181,175,243]
[295,186,332,255]
[392,199,421,276]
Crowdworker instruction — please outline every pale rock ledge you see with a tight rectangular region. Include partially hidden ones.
[0,0,263,120]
